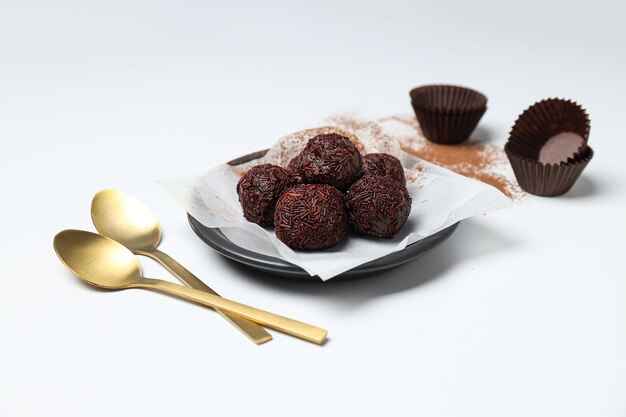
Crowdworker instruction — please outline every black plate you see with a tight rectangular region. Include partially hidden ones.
[188,215,458,280]
[186,149,459,280]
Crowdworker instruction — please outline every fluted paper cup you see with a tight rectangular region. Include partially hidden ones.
[506,98,592,196]
[507,98,590,163]
[409,84,487,144]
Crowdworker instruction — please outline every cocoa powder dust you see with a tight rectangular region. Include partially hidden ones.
[326,114,525,202]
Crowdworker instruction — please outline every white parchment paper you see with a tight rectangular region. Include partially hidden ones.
[158,121,511,280]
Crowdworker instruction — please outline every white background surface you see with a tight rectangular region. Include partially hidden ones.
[1,1,625,416]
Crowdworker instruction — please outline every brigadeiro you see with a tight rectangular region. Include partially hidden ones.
[274,183,347,250]
[288,133,362,190]
[362,153,406,186]
[346,176,411,238]
[236,163,292,227]
[286,153,304,183]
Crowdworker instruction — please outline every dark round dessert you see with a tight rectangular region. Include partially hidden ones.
[286,153,304,183]
[362,153,406,186]
[346,176,412,238]
[274,184,347,250]
[236,164,291,227]
[292,133,362,190]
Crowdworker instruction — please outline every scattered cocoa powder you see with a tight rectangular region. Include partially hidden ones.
[229,166,247,177]
[327,114,525,202]
[410,141,513,195]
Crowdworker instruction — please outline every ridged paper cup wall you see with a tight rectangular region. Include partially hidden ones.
[409,84,487,145]
[505,98,593,196]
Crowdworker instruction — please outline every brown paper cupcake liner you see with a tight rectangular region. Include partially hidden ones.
[508,98,590,162]
[505,144,593,197]
[411,105,487,145]
[409,84,487,144]
[505,97,592,196]
[410,84,487,112]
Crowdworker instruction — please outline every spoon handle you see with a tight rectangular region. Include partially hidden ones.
[137,278,328,345]
[138,248,272,345]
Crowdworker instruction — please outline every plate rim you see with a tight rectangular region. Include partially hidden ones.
[188,214,459,280]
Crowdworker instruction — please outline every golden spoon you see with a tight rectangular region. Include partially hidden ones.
[53,230,327,345]
[90,189,271,345]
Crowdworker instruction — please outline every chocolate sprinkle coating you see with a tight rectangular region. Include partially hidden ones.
[362,153,406,186]
[292,133,362,190]
[286,154,304,183]
[346,176,412,238]
[274,184,347,250]
[237,164,292,227]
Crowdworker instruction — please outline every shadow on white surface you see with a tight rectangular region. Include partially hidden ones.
[562,175,603,199]
[213,218,518,301]
[469,125,497,144]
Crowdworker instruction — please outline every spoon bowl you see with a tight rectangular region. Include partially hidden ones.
[91,189,161,251]
[54,229,140,289]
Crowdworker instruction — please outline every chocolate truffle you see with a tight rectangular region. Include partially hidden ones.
[346,176,412,238]
[362,153,406,186]
[286,153,304,183]
[237,163,291,227]
[274,184,347,250]
[292,133,362,190]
